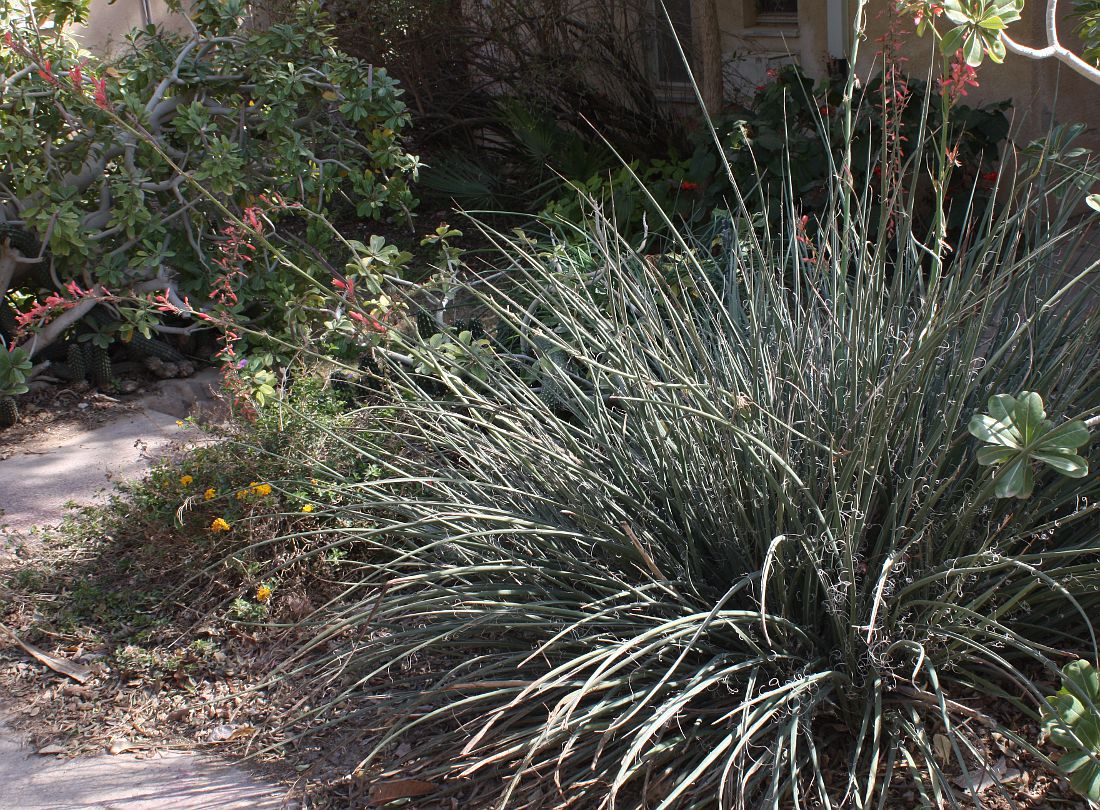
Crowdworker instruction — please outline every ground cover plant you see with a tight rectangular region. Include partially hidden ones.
[0,380,388,801]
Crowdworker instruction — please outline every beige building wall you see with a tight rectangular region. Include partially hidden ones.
[858,1,1100,149]
[71,0,1100,150]
[71,0,190,55]
[707,0,1098,149]
[646,1,1096,150]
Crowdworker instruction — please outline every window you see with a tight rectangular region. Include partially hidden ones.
[756,0,798,13]
[653,0,694,84]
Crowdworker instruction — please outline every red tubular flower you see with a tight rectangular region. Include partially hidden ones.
[940,50,979,101]
[37,59,58,86]
[68,64,83,91]
[332,277,356,299]
[679,180,700,192]
[92,76,109,109]
[349,311,387,333]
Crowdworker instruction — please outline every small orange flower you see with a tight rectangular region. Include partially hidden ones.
[210,517,231,532]
[203,488,216,501]
[250,483,272,497]
[179,474,194,487]
[255,585,272,603]
[301,504,314,513]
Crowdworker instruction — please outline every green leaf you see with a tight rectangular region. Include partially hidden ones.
[1035,420,1091,452]
[976,445,1015,466]
[987,393,1016,423]
[970,392,1091,497]
[943,4,971,26]
[964,32,986,66]
[969,413,1018,446]
[940,25,968,56]
[986,34,1007,63]
[994,456,1032,499]
[1068,758,1100,800]
[1031,451,1089,477]
[1065,660,1100,704]
[1014,391,1046,444]
[1088,194,1100,212]
[1044,661,1100,800]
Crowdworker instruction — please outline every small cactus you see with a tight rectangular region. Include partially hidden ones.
[416,311,438,339]
[88,344,113,388]
[66,342,87,381]
[0,396,17,429]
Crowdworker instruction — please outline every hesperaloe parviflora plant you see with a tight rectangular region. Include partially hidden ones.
[213,4,1100,807]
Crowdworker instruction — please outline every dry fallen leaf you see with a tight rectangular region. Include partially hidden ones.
[368,779,438,804]
[953,757,1020,793]
[108,738,136,755]
[36,744,65,755]
[0,624,93,684]
[932,733,952,764]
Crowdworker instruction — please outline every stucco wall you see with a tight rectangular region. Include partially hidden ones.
[72,0,1100,151]
[71,0,190,55]
[706,1,1096,148]
[716,2,829,105]
[855,1,1099,150]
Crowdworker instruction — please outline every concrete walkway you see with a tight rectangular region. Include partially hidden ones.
[0,393,297,809]
[0,407,187,530]
[0,727,292,809]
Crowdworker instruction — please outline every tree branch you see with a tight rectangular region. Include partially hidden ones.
[1001,0,1100,86]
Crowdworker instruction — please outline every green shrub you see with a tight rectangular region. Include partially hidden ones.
[1,0,418,365]
[537,65,1010,241]
[259,118,1100,806]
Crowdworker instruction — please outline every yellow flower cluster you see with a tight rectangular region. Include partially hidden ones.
[255,584,272,603]
[204,488,216,501]
[301,504,315,513]
[210,517,231,532]
[236,481,272,499]
[179,474,194,486]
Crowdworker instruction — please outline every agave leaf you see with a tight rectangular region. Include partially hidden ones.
[1031,451,1089,478]
[1013,392,1047,444]
[969,414,1018,447]
[1064,660,1100,704]
[1034,420,1091,452]
[976,445,1016,466]
[1067,756,1100,800]
[994,456,1033,499]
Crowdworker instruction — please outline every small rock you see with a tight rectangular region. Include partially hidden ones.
[108,737,135,755]
[117,379,141,394]
[36,743,65,755]
[207,724,237,742]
